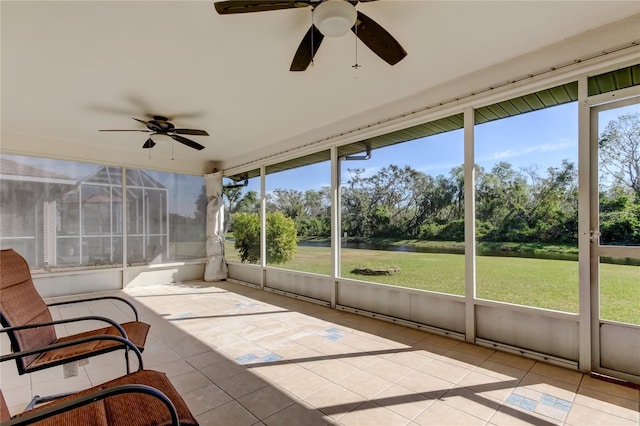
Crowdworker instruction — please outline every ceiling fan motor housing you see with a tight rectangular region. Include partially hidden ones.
[148,116,175,132]
[314,0,357,37]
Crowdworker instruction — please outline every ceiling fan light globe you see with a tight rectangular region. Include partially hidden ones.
[313,0,357,37]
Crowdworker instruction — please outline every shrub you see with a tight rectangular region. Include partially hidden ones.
[231,212,298,264]
[438,219,465,242]
[231,212,260,263]
[266,212,298,264]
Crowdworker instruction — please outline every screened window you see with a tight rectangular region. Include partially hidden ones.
[0,155,121,270]
[474,101,579,312]
[339,121,465,294]
[126,168,205,265]
[265,152,331,274]
[223,171,261,263]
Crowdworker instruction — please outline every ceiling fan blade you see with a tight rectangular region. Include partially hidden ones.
[290,25,324,72]
[214,1,310,15]
[170,134,206,151]
[132,117,149,125]
[142,138,156,149]
[99,129,150,132]
[172,128,210,136]
[352,11,407,66]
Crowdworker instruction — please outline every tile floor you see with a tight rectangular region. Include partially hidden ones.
[1,280,638,425]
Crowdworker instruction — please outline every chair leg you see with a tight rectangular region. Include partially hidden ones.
[25,391,78,410]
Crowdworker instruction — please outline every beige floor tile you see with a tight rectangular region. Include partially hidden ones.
[141,336,183,367]
[181,383,233,415]
[383,350,433,370]
[169,370,213,394]
[196,400,260,426]
[441,386,502,421]
[150,359,197,378]
[205,331,250,349]
[313,341,361,358]
[219,341,274,361]
[364,358,414,383]
[185,350,228,369]
[372,384,436,421]
[199,359,247,382]
[274,348,323,365]
[580,375,640,402]
[217,371,270,398]
[339,353,385,370]
[395,370,452,398]
[394,327,433,344]
[452,342,495,358]
[276,369,333,400]
[304,384,366,419]
[8,283,634,426]
[476,359,528,382]
[30,369,93,398]
[28,364,67,384]
[419,333,461,350]
[341,334,405,353]
[262,402,334,426]
[440,349,489,369]
[489,404,563,426]
[565,401,639,425]
[410,340,450,357]
[530,362,583,386]
[485,350,535,372]
[249,362,308,384]
[237,386,297,420]
[519,372,578,402]
[455,371,518,403]
[574,386,640,422]
[161,334,213,359]
[419,358,472,384]
[339,369,394,399]
[81,350,133,370]
[85,362,131,386]
[306,358,361,383]
[413,400,486,426]
[2,384,32,413]
[338,401,411,426]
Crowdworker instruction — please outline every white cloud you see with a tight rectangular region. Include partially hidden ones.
[480,140,575,163]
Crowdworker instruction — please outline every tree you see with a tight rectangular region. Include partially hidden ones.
[265,212,297,264]
[235,190,259,214]
[599,112,640,198]
[231,211,297,264]
[223,186,243,213]
[600,193,640,244]
[231,212,260,263]
[267,189,304,219]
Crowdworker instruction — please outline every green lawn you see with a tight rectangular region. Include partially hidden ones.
[225,243,639,325]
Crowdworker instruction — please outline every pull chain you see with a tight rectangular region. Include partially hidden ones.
[352,21,360,69]
[311,13,315,67]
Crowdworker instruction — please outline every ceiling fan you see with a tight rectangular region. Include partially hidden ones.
[214,0,407,71]
[99,116,208,151]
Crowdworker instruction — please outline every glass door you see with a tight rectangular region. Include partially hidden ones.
[590,97,640,382]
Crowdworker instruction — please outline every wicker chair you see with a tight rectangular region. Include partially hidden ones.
[0,248,150,376]
[0,337,198,426]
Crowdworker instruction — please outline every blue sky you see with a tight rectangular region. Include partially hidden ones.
[257,101,638,193]
[254,102,581,193]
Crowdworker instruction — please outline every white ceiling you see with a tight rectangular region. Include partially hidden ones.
[2,1,639,175]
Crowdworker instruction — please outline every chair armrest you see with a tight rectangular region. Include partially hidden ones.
[0,334,144,371]
[0,316,128,340]
[6,383,178,426]
[47,296,140,321]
